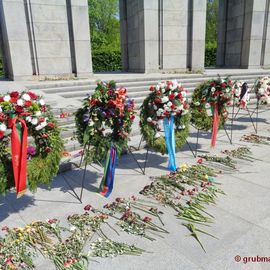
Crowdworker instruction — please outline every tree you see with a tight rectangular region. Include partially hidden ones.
[88,0,120,52]
[205,0,219,48]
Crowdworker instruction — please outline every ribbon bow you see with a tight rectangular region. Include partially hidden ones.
[8,114,28,197]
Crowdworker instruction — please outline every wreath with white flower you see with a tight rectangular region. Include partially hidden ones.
[254,76,270,105]
[75,81,135,162]
[190,77,233,131]
[0,91,63,194]
[140,80,190,154]
[232,81,250,108]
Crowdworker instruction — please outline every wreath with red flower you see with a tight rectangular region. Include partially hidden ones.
[254,76,270,105]
[140,80,190,154]
[75,81,135,162]
[0,91,63,194]
[190,77,233,131]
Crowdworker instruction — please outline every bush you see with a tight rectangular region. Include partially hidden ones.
[0,58,4,77]
[92,50,122,72]
[205,46,217,67]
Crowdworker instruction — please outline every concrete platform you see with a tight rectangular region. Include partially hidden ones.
[1,104,270,269]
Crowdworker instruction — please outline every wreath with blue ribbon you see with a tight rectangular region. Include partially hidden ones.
[140,80,190,171]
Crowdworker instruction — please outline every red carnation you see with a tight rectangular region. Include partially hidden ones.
[47,122,55,129]
[39,117,45,123]
[143,216,152,222]
[171,104,176,110]
[10,91,19,98]
[149,85,155,91]
[45,147,51,153]
[47,218,57,224]
[211,82,216,87]
[28,91,37,100]
[169,93,175,100]
[156,90,161,96]
[197,158,203,164]
[84,204,92,211]
[41,105,47,112]
[10,97,18,103]
[108,100,115,107]
[15,106,23,113]
[154,98,161,104]
[228,80,233,86]
[0,131,4,139]
[221,82,227,88]
[130,114,135,121]
[0,97,4,102]
[24,100,32,107]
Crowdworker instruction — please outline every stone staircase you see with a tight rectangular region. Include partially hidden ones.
[24,70,270,152]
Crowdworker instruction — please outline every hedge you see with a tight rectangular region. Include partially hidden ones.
[205,47,217,67]
[92,50,122,72]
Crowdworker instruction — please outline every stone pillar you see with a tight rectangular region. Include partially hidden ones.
[120,0,207,73]
[28,0,72,76]
[188,0,207,71]
[70,0,93,77]
[217,0,270,68]
[0,0,92,80]
[0,0,33,80]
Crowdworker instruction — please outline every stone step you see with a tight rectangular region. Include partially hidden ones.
[25,71,267,93]
[29,75,260,96]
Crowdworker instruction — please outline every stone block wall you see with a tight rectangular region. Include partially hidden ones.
[217,0,270,68]
[0,0,92,80]
[120,0,207,73]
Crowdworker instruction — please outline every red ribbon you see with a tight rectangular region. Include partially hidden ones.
[8,116,28,197]
[211,105,219,147]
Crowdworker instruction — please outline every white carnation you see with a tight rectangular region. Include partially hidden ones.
[3,95,10,102]
[0,107,2,112]
[211,87,216,92]
[17,99,24,106]
[31,118,38,125]
[0,123,7,132]
[161,97,169,103]
[153,105,157,110]
[35,111,42,116]
[22,93,31,101]
[205,103,210,109]
[26,116,32,122]
[147,117,152,122]
[258,88,265,95]
[167,101,172,107]
[39,99,45,106]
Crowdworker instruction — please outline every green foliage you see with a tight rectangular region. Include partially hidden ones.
[92,50,121,72]
[205,0,219,67]
[88,0,120,52]
[205,46,217,67]
[206,0,219,47]
[0,58,4,77]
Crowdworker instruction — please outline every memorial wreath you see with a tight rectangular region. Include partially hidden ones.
[0,91,63,195]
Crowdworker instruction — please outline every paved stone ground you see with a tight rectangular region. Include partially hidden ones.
[1,105,270,270]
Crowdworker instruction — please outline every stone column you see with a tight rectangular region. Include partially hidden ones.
[70,0,92,77]
[188,0,207,71]
[0,0,33,80]
[120,0,207,73]
[217,0,270,68]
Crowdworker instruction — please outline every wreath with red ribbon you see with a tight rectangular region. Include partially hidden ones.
[190,77,233,147]
[0,91,63,195]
